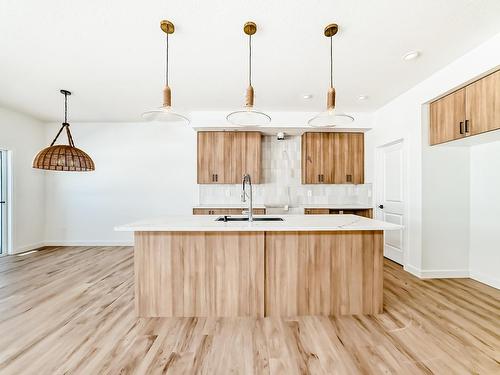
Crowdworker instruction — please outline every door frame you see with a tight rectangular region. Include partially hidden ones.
[374,138,409,267]
[0,149,13,256]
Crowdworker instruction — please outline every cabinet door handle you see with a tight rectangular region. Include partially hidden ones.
[465,119,470,134]
[346,174,352,183]
[215,174,218,182]
[459,121,464,135]
[318,174,321,182]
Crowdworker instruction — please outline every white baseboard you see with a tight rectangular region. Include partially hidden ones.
[419,269,469,279]
[12,242,46,254]
[403,264,422,277]
[43,241,134,247]
[469,270,500,290]
[403,264,469,279]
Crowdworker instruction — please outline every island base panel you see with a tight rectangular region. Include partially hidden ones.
[265,231,383,316]
[134,231,264,317]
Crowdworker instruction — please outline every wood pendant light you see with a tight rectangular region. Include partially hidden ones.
[226,21,271,126]
[33,90,95,172]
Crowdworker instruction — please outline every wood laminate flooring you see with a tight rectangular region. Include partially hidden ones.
[0,246,499,374]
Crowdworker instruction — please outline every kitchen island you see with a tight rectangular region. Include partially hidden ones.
[115,214,401,318]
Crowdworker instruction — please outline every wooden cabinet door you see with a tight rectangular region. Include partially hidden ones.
[243,132,262,183]
[302,132,325,184]
[229,132,261,184]
[466,69,500,136]
[332,133,364,184]
[197,132,215,183]
[429,89,466,145]
[197,131,228,184]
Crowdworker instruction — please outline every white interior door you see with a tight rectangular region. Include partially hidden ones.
[0,150,8,255]
[376,140,405,264]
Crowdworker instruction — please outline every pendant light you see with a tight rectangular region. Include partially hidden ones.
[142,20,190,124]
[33,90,95,172]
[308,24,354,127]
[226,22,271,126]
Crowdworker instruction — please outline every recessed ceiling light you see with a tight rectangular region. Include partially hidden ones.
[402,51,420,61]
[358,95,368,101]
[302,94,313,99]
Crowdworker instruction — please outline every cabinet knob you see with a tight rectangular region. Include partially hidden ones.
[378,204,384,209]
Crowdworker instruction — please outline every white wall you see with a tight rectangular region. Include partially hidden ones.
[365,31,500,277]
[470,141,500,288]
[44,121,197,245]
[0,107,46,253]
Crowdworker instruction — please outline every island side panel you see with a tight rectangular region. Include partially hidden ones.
[265,230,383,316]
[134,231,265,317]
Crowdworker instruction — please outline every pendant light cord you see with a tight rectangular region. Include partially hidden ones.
[248,34,252,86]
[165,33,169,86]
[330,36,334,88]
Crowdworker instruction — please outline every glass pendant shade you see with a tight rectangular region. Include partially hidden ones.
[226,22,271,127]
[143,20,190,125]
[226,108,271,126]
[142,106,190,123]
[33,90,95,172]
[307,109,354,127]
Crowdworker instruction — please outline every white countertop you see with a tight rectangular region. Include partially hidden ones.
[115,214,401,232]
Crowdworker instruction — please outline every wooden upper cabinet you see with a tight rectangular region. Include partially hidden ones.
[430,69,500,145]
[302,132,364,184]
[197,131,261,184]
[466,69,500,136]
[429,88,466,145]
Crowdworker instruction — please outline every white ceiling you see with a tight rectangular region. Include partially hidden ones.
[1,0,500,122]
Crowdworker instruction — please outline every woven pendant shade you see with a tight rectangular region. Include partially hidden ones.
[33,145,95,171]
[33,90,95,172]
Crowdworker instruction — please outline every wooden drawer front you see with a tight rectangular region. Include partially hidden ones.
[304,208,330,215]
[304,208,373,218]
[193,208,266,215]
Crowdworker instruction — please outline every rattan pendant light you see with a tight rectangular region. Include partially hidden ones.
[308,24,354,127]
[142,20,189,124]
[33,90,95,172]
[226,22,271,126]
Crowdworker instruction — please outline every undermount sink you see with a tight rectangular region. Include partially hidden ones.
[216,216,284,222]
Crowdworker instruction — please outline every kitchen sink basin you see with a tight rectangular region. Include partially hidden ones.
[216,216,284,222]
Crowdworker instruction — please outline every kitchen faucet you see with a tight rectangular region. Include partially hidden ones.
[241,174,253,222]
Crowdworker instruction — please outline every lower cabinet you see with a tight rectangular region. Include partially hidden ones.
[304,208,373,218]
[193,208,266,215]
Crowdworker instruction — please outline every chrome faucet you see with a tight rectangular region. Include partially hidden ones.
[241,174,253,222]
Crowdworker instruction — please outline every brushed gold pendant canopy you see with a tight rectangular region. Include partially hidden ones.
[244,22,257,35]
[324,23,338,37]
[160,20,175,34]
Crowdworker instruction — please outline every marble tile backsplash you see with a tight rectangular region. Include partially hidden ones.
[199,135,372,211]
